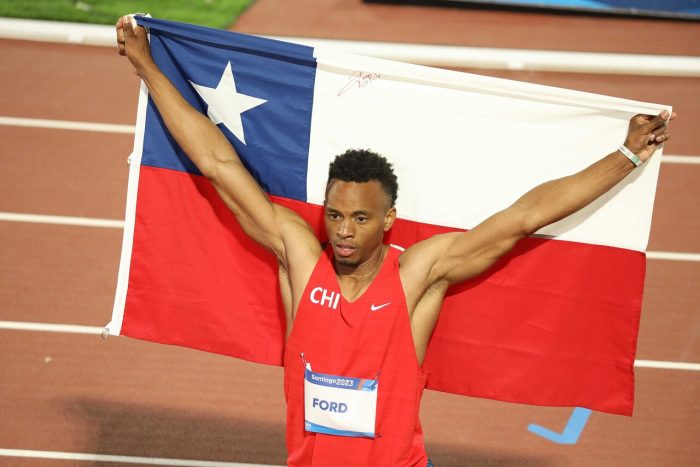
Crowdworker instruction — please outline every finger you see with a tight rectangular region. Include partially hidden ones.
[123,15,134,39]
[643,110,671,132]
[649,125,670,142]
[118,16,130,43]
[126,14,144,37]
[649,130,672,144]
[116,16,125,54]
[653,125,670,137]
[631,113,653,126]
[656,131,671,143]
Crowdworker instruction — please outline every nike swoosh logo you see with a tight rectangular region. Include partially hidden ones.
[370,302,391,311]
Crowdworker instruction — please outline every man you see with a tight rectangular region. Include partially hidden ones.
[116,15,673,467]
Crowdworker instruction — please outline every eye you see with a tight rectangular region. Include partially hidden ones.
[356,216,368,223]
[328,212,341,221]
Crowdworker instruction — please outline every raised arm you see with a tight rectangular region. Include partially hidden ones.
[402,110,674,302]
[116,16,319,268]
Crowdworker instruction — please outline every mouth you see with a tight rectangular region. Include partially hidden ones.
[334,242,357,258]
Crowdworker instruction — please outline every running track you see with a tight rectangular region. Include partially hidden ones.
[1,1,698,466]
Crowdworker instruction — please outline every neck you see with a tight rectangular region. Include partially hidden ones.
[333,244,388,303]
[334,243,387,281]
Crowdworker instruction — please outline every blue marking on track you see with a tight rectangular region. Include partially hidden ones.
[528,407,592,444]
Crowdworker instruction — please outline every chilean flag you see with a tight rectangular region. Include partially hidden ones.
[108,17,669,416]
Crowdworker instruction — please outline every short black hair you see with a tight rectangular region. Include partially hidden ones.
[327,149,398,207]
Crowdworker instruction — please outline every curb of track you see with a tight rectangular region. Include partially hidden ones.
[1,17,700,76]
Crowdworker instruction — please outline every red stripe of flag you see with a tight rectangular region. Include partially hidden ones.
[123,164,641,415]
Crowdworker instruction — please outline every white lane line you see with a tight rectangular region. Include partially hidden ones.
[0,212,124,229]
[0,321,104,335]
[662,155,700,165]
[1,212,699,261]
[0,116,135,134]
[646,251,700,262]
[1,321,698,372]
[1,17,700,76]
[279,35,700,77]
[634,360,700,371]
[0,448,282,467]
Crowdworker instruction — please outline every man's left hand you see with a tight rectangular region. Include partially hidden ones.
[624,110,676,163]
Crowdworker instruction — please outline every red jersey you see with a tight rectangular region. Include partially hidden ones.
[284,245,429,466]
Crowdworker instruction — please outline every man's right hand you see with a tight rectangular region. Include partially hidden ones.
[116,15,153,76]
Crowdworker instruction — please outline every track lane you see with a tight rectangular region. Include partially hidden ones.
[0,332,287,465]
[0,223,121,327]
[648,164,700,252]
[2,218,699,363]
[232,0,700,56]
[0,331,697,467]
[420,366,700,467]
[638,260,700,362]
[0,39,139,124]
[0,126,129,220]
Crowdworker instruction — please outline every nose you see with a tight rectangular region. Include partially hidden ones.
[337,219,355,238]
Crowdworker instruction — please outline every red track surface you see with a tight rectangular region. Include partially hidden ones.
[1,1,698,466]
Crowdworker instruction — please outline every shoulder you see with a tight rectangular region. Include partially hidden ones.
[271,203,323,269]
[397,232,460,306]
[398,232,461,271]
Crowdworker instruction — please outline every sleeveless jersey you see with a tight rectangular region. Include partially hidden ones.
[284,245,429,466]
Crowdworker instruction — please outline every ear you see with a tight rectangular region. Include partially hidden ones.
[383,207,397,232]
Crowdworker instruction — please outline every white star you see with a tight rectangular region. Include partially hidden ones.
[190,61,266,144]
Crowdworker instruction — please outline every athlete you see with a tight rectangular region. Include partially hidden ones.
[116,16,673,467]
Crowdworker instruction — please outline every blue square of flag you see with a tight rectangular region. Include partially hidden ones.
[139,18,317,202]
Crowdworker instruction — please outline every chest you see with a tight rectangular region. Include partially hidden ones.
[289,258,412,375]
[301,276,401,331]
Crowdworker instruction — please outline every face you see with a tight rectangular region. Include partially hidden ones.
[324,180,396,268]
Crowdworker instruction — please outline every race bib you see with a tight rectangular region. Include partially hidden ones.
[303,362,379,438]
